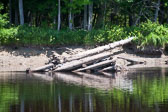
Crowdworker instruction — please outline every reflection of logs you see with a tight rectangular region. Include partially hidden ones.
[31,37,135,72]
[31,63,54,72]
[32,73,53,81]
[53,72,133,91]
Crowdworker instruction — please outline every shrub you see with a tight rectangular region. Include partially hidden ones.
[130,21,168,47]
[0,3,8,28]
[0,21,168,47]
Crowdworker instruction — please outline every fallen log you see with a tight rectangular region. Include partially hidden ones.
[99,66,115,72]
[31,63,54,72]
[30,37,135,72]
[117,56,145,64]
[100,72,115,77]
[65,37,135,62]
[54,51,114,71]
[74,57,117,72]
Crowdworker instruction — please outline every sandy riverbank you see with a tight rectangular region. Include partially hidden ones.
[0,46,87,71]
[0,46,167,72]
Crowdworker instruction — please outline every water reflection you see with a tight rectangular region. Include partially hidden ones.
[0,68,168,112]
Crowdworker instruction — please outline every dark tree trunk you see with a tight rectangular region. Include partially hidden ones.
[154,0,160,22]
[69,0,73,30]
[18,0,24,25]
[84,5,88,30]
[88,2,93,30]
[129,14,133,26]
[15,0,19,25]
[95,3,104,28]
[9,0,12,24]
[57,0,61,31]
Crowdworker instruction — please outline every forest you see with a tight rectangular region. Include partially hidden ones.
[1,0,168,47]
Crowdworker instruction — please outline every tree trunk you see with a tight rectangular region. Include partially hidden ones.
[69,0,73,30]
[9,0,12,24]
[31,63,54,72]
[84,5,88,30]
[18,0,24,25]
[129,14,133,26]
[57,0,61,31]
[88,2,93,30]
[15,5,19,25]
[66,37,135,62]
[154,0,160,22]
[99,66,115,72]
[95,3,104,28]
[167,10,168,24]
[117,56,145,64]
[103,2,107,28]
[134,8,143,26]
[75,57,117,72]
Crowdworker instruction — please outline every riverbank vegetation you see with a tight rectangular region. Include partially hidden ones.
[1,0,168,48]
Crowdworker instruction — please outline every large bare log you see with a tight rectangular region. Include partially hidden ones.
[117,56,145,64]
[66,37,135,62]
[100,72,115,77]
[99,66,115,72]
[31,63,54,72]
[74,57,117,72]
[54,51,114,71]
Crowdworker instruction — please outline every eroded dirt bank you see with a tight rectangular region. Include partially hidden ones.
[0,46,87,71]
[0,45,167,72]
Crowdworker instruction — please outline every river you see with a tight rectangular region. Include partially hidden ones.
[0,68,168,112]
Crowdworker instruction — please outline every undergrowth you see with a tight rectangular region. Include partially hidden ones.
[0,21,168,47]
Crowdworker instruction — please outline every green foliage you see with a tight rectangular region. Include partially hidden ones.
[130,21,168,47]
[0,25,87,46]
[0,27,18,45]
[0,3,8,28]
[0,21,168,47]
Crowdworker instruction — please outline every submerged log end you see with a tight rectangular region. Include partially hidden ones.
[26,68,31,74]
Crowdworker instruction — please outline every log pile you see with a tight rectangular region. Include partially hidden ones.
[29,37,143,73]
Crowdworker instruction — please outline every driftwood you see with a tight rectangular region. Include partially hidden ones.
[100,72,115,77]
[117,56,145,64]
[54,51,114,71]
[65,37,135,62]
[30,37,136,73]
[99,66,116,72]
[74,57,117,72]
[31,63,54,72]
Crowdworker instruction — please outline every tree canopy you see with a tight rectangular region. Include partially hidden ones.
[1,0,167,29]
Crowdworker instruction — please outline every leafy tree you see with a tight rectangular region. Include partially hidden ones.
[0,3,8,28]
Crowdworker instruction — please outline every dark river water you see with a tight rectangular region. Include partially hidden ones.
[0,68,168,112]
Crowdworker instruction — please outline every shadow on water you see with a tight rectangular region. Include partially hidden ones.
[1,68,168,112]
